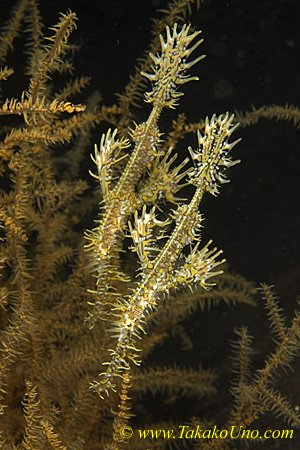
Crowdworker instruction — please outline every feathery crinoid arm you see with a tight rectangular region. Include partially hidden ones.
[91,113,241,398]
[85,23,205,326]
